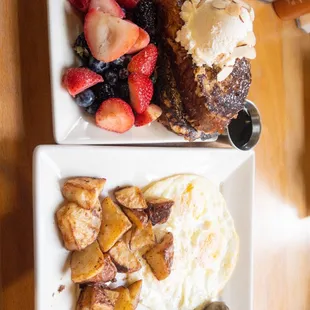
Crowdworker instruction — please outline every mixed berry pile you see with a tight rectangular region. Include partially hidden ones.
[63,0,161,133]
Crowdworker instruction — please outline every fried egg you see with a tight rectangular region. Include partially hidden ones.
[128,174,239,310]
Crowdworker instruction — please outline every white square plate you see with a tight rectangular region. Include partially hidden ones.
[47,1,218,144]
[33,145,254,310]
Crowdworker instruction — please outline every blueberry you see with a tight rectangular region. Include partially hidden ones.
[73,33,90,64]
[119,68,129,80]
[75,89,95,107]
[92,83,115,102]
[117,83,130,101]
[151,72,157,84]
[85,100,101,115]
[104,70,118,86]
[88,56,109,74]
[113,56,125,66]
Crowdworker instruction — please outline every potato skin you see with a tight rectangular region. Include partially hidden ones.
[56,200,102,251]
[122,208,148,229]
[85,254,117,284]
[143,232,174,281]
[71,241,116,284]
[146,197,174,226]
[109,239,141,273]
[115,187,148,209]
[77,285,119,310]
[62,177,106,210]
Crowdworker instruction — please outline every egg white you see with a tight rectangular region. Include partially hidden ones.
[127,174,239,310]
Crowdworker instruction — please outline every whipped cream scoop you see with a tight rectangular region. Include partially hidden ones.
[176,0,256,81]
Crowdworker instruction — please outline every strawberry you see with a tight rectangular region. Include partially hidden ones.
[135,104,162,127]
[84,9,139,63]
[89,0,125,18]
[95,98,135,133]
[128,44,158,77]
[128,73,153,114]
[127,28,150,54]
[68,0,90,12]
[62,67,103,97]
[116,0,140,9]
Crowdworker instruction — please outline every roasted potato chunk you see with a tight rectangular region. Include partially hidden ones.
[123,229,132,246]
[86,254,117,283]
[71,241,116,283]
[56,201,102,251]
[98,197,132,252]
[122,208,148,229]
[143,232,174,281]
[77,286,119,310]
[128,280,142,309]
[146,197,174,225]
[109,240,141,273]
[114,287,134,310]
[115,187,147,209]
[130,221,155,254]
[103,289,120,306]
[62,177,106,209]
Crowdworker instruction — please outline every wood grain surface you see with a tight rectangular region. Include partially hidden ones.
[0,1,310,309]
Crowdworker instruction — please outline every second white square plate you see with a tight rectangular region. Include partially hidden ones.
[33,145,254,310]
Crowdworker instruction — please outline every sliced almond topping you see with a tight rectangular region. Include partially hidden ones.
[249,8,255,21]
[240,7,251,23]
[212,0,229,9]
[232,0,251,11]
[197,0,207,8]
[217,66,234,82]
[231,45,256,60]
[225,2,241,16]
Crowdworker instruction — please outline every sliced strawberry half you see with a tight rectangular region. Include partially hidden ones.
[127,28,150,54]
[128,44,158,77]
[128,73,153,114]
[84,9,139,63]
[89,0,125,18]
[68,0,90,12]
[62,67,103,97]
[116,0,140,9]
[95,98,134,133]
[135,104,162,127]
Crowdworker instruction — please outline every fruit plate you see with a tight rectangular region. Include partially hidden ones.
[33,145,254,309]
[47,1,218,144]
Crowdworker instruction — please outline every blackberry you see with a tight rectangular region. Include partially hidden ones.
[73,33,90,64]
[91,83,115,102]
[104,70,118,86]
[123,55,132,67]
[117,83,130,101]
[133,0,157,41]
[85,100,101,115]
[75,89,95,107]
[119,68,129,80]
[88,56,109,74]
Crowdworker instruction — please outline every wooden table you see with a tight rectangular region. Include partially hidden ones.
[0,1,309,309]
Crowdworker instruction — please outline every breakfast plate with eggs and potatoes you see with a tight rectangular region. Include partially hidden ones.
[33,146,254,310]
